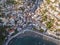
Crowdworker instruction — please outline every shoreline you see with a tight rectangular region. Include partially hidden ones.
[4,30,60,45]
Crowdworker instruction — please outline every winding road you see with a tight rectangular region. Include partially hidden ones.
[5,30,60,45]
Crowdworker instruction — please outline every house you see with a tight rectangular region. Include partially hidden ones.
[8,29,15,35]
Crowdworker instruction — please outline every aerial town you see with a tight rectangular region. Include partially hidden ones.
[0,0,60,45]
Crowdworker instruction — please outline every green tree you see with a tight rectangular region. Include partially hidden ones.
[46,0,50,4]
[46,21,53,29]
[42,15,47,21]
[39,28,44,33]
[0,26,6,45]
[6,0,17,4]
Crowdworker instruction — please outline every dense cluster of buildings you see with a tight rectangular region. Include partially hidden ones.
[0,0,60,45]
[0,0,45,37]
[36,0,60,38]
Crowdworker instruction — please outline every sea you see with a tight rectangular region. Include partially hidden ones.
[8,36,56,45]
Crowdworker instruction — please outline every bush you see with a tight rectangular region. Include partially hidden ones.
[0,26,6,45]
[0,35,6,45]
[6,0,17,4]
[46,21,53,29]
[39,29,44,33]
[46,0,50,4]
[42,15,47,21]
[19,7,25,12]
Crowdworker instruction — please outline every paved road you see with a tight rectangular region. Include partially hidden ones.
[5,30,60,45]
[29,0,43,13]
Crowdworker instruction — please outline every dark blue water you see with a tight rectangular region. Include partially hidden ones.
[8,36,56,45]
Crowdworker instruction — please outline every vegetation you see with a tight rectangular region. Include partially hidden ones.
[39,28,44,33]
[42,15,47,21]
[45,17,54,29]
[0,26,6,45]
[0,19,11,45]
[46,0,50,4]
[43,10,47,14]
[0,19,2,23]
[46,21,53,29]
[0,25,15,45]
[0,34,6,45]
[32,27,37,30]
[41,9,47,16]
[50,6,56,11]
[11,29,18,36]
[19,7,25,12]
[6,0,17,4]
[0,6,3,17]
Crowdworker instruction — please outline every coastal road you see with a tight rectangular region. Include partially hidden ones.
[5,30,60,45]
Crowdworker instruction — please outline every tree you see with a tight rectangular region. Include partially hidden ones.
[42,15,47,21]
[39,28,44,33]
[0,26,6,45]
[19,7,25,12]
[46,21,53,29]
[46,0,50,4]
[6,0,17,4]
